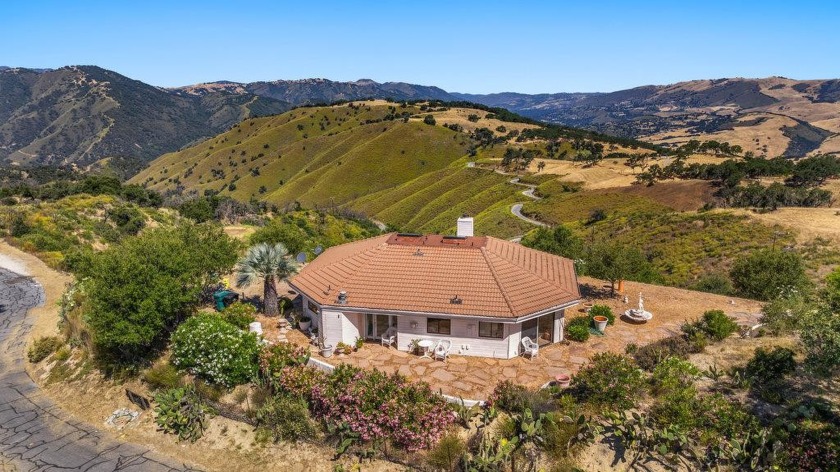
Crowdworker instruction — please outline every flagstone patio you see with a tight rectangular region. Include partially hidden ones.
[281,277,764,400]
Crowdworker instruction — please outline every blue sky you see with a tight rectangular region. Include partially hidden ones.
[2,0,838,93]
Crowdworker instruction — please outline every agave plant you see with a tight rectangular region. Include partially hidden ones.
[235,243,299,316]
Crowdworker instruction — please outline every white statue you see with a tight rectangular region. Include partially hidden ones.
[638,292,644,313]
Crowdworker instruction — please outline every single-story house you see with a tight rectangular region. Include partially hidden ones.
[289,218,581,359]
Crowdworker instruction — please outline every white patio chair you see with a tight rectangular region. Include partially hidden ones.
[380,327,397,348]
[433,339,451,361]
[521,337,539,359]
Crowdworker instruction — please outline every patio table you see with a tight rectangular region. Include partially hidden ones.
[418,339,435,358]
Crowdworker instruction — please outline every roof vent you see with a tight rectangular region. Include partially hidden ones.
[457,216,474,237]
[413,248,424,257]
[337,290,348,305]
[450,295,463,305]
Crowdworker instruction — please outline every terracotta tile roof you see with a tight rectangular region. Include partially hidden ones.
[289,233,581,319]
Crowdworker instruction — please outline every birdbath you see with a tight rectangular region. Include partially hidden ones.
[624,292,653,323]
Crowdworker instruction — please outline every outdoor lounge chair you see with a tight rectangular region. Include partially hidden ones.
[433,339,451,361]
[380,327,397,348]
[521,337,539,359]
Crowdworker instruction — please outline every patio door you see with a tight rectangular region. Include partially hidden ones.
[521,318,538,343]
[538,314,554,345]
[522,315,555,346]
[365,314,396,339]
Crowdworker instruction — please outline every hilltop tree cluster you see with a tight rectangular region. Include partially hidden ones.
[636,154,839,209]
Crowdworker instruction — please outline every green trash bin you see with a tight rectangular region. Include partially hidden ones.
[213,290,239,311]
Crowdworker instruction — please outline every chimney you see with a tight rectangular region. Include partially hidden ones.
[456,215,474,237]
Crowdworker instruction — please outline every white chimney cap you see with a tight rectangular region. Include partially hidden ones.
[456,216,474,237]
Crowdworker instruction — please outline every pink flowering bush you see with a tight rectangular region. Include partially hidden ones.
[310,365,455,451]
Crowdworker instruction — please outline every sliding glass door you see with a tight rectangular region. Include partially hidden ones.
[365,314,396,339]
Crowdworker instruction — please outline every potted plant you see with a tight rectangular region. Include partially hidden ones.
[589,305,614,333]
[320,340,333,358]
[409,339,421,355]
[354,336,364,351]
[299,315,312,331]
[593,315,609,333]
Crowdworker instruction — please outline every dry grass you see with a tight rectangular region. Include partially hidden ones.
[722,207,840,244]
[647,113,795,158]
[420,107,539,135]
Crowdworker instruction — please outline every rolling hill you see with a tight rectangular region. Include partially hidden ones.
[4,66,840,175]
[0,66,289,171]
[130,101,652,238]
[455,77,840,157]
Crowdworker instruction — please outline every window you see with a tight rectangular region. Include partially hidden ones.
[426,318,451,335]
[307,300,319,314]
[479,322,504,339]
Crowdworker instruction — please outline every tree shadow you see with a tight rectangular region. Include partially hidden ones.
[579,281,614,300]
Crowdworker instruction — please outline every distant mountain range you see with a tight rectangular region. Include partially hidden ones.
[2,66,839,172]
[0,66,288,172]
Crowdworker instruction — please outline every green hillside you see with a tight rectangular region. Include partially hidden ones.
[133,101,548,238]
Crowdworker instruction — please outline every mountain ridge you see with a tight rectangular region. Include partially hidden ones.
[3,66,840,172]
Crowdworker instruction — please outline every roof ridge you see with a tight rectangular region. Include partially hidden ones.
[480,247,517,317]
[486,238,578,293]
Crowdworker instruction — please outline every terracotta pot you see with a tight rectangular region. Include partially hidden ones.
[593,315,608,332]
[555,374,571,388]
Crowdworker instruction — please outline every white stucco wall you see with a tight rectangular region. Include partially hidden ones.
[312,305,569,359]
[319,309,363,347]
[395,315,516,359]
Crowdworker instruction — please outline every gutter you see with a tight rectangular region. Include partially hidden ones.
[289,280,579,323]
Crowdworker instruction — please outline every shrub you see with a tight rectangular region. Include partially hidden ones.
[648,357,702,430]
[633,335,696,371]
[488,380,554,415]
[255,394,317,442]
[692,273,734,296]
[154,386,212,442]
[259,343,311,387]
[143,361,183,390]
[571,353,644,410]
[426,432,467,472]
[423,114,436,125]
[730,248,809,301]
[800,308,840,377]
[171,313,261,387]
[566,316,590,342]
[312,364,455,451]
[698,310,740,341]
[589,305,615,325]
[86,224,240,368]
[274,364,328,401]
[27,336,63,363]
[781,420,840,471]
[219,301,257,330]
[745,347,796,385]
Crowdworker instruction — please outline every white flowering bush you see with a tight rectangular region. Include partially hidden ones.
[171,314,260,387]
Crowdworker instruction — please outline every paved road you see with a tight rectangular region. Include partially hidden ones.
[0,268,195,471]
[506,177,548,239]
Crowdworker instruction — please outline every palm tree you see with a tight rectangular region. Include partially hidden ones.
[234,243,299,316]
